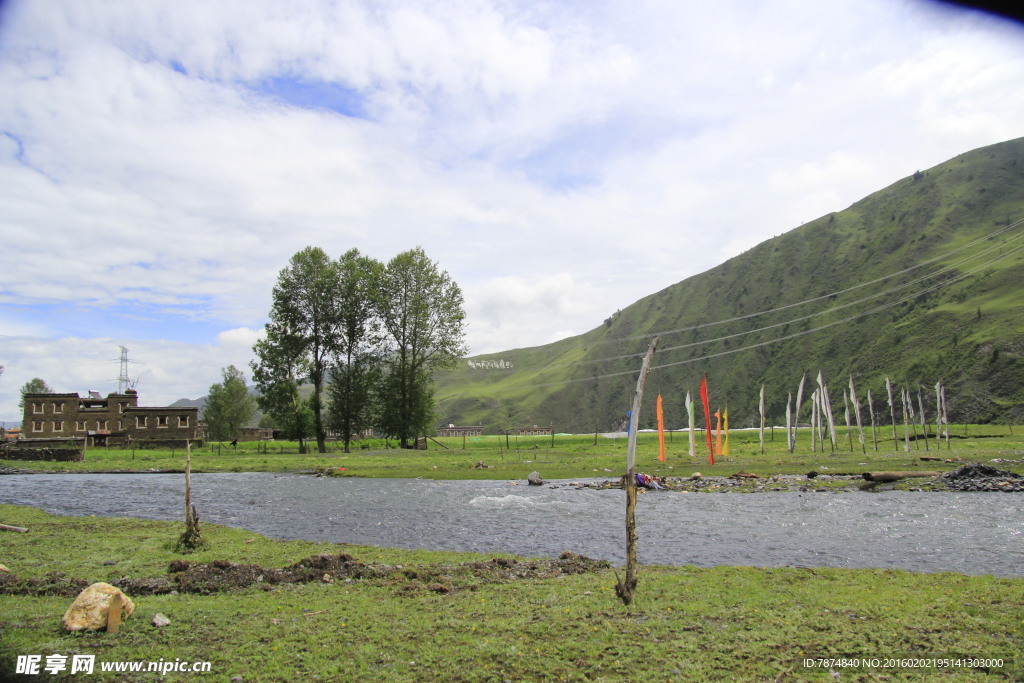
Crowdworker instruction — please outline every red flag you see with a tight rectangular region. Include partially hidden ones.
[699,375,714,465]
[656,394,666,462]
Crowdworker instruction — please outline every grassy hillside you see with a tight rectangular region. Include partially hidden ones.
[435,137,1024,434]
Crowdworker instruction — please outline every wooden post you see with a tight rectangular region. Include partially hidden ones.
[843,390,853,451]
[795,374,806,451]
[886,377,898,451]
[917,387,929,451]
[616,336,659,607]
[867,389,879,452]
[786,393,793,454]
[178,440,202,550]
[106,593,123,634]
[850,377,866,454]
[759,385,765,455]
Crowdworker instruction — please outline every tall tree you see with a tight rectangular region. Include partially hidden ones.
[376,247,467,448]
[325,249,383,453]
[19,377,53,408]
[257,247,343,453]
[203,365,257,442]
[251,321,316,453]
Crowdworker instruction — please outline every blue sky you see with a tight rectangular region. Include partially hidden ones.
[1,0,1024,422]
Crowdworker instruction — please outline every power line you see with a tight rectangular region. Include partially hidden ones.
[518,237,1024,389]
[584,223,1024,366]
[590,218,1024,350]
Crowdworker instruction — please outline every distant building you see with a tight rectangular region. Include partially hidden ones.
[239,427,274,441]
[436,424,484,437]
[514,425,554,437]
[21,389,202,448]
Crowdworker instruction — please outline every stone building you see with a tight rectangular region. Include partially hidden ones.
[436,424,484,438]
[22,389,202,448]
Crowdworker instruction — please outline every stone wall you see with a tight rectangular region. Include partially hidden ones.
[1,446,85,462]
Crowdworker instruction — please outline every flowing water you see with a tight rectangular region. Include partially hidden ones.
[1,473,1020,576]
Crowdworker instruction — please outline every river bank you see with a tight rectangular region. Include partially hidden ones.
[1,504,1021,681]
[3,426,1022,482]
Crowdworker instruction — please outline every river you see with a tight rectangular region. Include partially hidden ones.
[1,473,1020,576]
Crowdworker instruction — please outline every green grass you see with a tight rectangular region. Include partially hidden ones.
[4,425,1022,480]
[1,505,1021,681]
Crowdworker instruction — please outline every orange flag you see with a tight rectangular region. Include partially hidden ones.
[699,375,714,465]
[656,394,666,462]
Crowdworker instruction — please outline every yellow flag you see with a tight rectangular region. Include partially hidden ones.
[723,407,730,456]
[714,409,722,456]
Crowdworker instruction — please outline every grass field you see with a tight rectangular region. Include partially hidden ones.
[1,505,1021,682]
[3,424,1022,481]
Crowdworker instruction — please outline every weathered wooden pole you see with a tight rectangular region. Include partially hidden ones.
[905,387,913,450]
[795,373,806,450]
[867,388,879,452]
[843,390,853,451]
[810,388,819,452]
[686,390,696,464]
[886,377,898,451]
[850,376,866,454]
[179,439,202,550]
[759,385,766,455]
[616,336,659,607]
[786,392,794,454]
[939,381,952,450]
[917,387,929,451]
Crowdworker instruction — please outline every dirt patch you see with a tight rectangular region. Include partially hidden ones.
[0,552,610,598]
[0,570,88,598]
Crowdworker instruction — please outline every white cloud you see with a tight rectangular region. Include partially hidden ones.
[1,0,1023,419]
[0,333,261,423]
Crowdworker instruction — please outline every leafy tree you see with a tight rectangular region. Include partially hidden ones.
[203,365,257,442]
[251,320,318,453]
[375,247,467,448]
[325,248,383,453]
[253,247,343,453]
[19,377,53,408]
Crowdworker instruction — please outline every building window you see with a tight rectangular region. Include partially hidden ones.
[136,416,147,428]
[33,421,44,432]
[117,420,123,431]
[119,403,126,413]
[76,421,87,431]
[53,402,64,414]
[98,420,108,430]
[32,402,44,414]
[52,420,64,432]
[178,416,190,428]
[157,416,168,428]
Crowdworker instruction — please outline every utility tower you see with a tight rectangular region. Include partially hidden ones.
[117,345,135,393]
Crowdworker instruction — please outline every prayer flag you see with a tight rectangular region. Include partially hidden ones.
[699,375,714,465]
[723,406,730,456]
[714,409,722,456]
[656,394,666,462]
[686,391,696,462]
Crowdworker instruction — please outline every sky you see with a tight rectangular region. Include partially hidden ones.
[1,0,1023,424]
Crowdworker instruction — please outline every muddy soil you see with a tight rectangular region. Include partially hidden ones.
[0,551,610,598]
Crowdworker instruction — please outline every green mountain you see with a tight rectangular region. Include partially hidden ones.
[434,137,1024,433]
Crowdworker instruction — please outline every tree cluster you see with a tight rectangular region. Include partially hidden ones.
[203,365,257,442]
[251,246,467,453]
